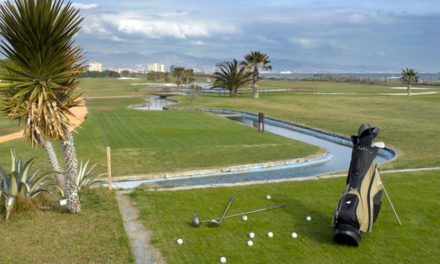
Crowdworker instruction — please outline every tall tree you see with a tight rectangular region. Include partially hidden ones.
[172,67,185,87]
[183,69,195,85]
[401,68,418,96]
[213,59,250,97]
[0,0,84,213]
[242,51,272,99]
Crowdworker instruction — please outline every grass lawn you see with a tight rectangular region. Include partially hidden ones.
[130,171,440,264]
[0,95,319,176]
[0,116,20,136]
[258,79,408,94]
[0,189,133,264]
[174,92,440,169]
[82,97,319,176]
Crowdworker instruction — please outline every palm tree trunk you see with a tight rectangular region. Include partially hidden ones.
[60,126,81,213]
[407,83,411,96]
[253,67,259,99]
[38,134,65,188]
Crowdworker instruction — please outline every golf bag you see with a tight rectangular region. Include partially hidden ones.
[332,123,383,246]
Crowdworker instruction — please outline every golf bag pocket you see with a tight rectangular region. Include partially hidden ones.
[333,190,361,230]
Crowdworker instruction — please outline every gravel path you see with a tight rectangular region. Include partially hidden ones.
[115,191,166,264]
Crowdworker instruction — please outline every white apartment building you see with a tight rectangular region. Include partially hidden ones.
[88,62,102,72]
[147,63,165,72]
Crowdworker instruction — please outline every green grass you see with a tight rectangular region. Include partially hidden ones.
[0,189,133,263]
[0,116,21,136]
[130,171,440,264]
[0,95,319,176]
[258,79,406,93]
[82,97,319,176]
[174,92,440,169]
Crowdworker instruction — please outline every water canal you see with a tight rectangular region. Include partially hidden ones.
[113,96,396,188]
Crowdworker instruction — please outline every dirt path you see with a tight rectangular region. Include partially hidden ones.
[116,191,166,264]
[0,99,88,144]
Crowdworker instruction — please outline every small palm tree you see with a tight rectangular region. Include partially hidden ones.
[401,68,418,96]
[0,0,84,213]
[242,51,272,99]
[213,59,250,97]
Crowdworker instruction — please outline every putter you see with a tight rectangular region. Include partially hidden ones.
[192,203,286,227]
[208,196,235,226]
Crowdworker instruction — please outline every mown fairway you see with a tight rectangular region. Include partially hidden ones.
[130,171,440,264]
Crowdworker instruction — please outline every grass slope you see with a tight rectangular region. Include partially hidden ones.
[130,171,440,264]
[0,189,133,264]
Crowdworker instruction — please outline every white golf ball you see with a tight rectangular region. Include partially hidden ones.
[177,238,183,245]
[249,232,255,238]
[306,216,312,221]
[267,232,273,238]
[220,256,227,263]
[247,240,254,246]
[242,215,248,221]
[266,195,271,200]
[291,232,298,238]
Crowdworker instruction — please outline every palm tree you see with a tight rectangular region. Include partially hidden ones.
[401,68,418,96]
[212,59,250,97]
[0,0,84,213]
[172,67,185,87]
[242,51,272,99]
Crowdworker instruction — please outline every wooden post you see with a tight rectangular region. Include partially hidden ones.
[106,146,112,190]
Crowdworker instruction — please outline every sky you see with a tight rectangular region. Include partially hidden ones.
[19,1,440,71]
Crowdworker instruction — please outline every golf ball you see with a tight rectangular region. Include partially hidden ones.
[306,216,312,221]
[177,238,183,245]
[247,240,254,246]
[220,256,227,263]
[291,232,298,238]
[242,215,248,221]
[266,195,271,200]
[249,232,255,238]
[267,232,273,238]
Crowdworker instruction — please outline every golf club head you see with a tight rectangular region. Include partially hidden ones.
[373,142,385,149]
[192,215,200,227]
[208,219,220,227]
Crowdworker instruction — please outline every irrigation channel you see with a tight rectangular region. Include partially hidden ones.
[114,96,396,189]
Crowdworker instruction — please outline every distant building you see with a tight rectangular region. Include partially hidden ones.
[147,63,165,73]
[88,62,102,72]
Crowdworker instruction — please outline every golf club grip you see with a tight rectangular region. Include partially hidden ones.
[221,204,287,220]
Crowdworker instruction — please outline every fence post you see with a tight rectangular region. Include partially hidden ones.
[106,146,113,190]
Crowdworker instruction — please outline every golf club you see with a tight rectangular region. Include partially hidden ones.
[373,142,402,225]
[208,196,235,226]
[192,204,286,227]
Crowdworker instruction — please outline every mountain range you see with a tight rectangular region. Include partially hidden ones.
[85,51,400,74]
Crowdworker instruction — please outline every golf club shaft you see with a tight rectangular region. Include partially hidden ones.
[382,184,402,226]
[203,204,286,222]
[217,197,235,224]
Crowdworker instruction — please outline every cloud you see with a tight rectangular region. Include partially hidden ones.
[72,3,98,9]
[83,12,237,40]
[291,38,320,48]
[190,40,204,46]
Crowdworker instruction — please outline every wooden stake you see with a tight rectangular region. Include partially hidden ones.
[106,146,112,190]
